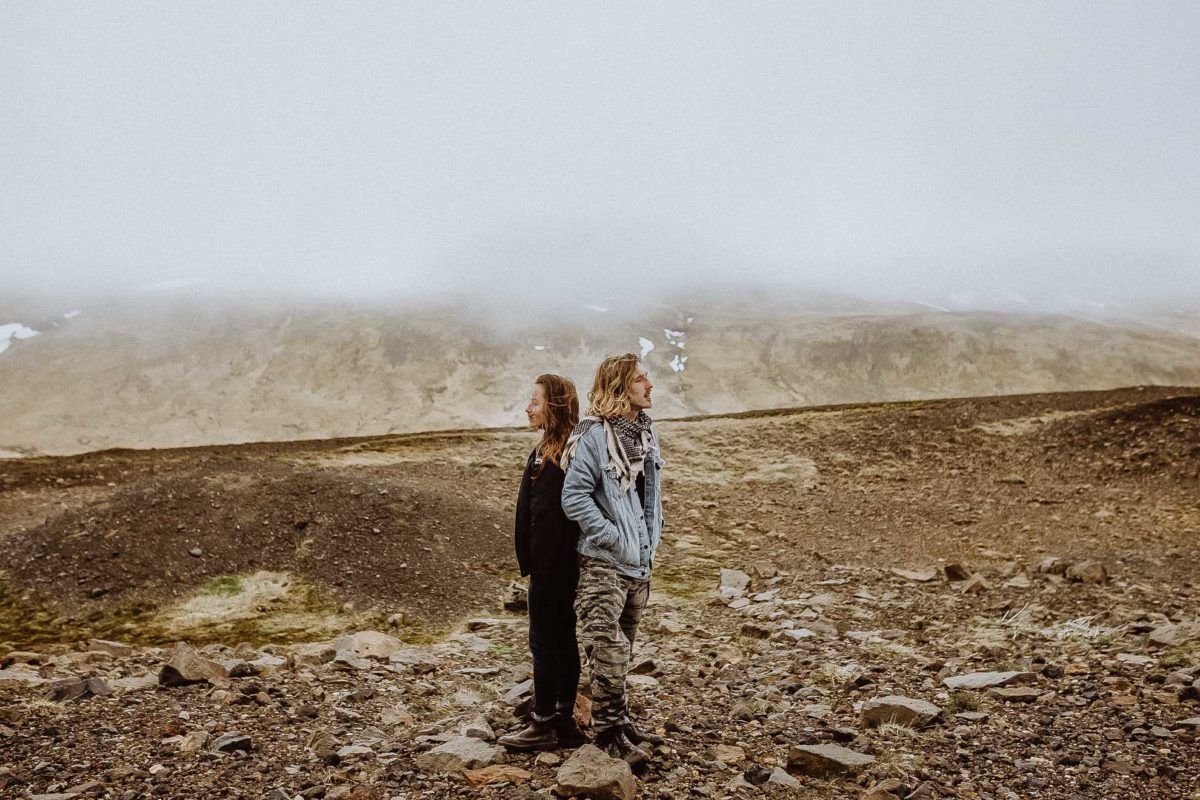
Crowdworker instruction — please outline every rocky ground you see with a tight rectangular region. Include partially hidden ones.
[1,386,1198,799]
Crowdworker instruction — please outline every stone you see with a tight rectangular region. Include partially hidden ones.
[1003,573,1032,589]
[110,672,158,693]
[535,752,562,767]
[87,639,134,657]
[289,642,337,667]
[1066,560,1108,583]
[179,730,210,753]
[41,677,112,704]
[712,744,746,763]
[336,745,375,760]
[891,567,938,582]
[159,642,230,688]
[380,706,415,727]
[415,736,506,773]
[961,573,990,594]
[781,627,816,641]
[1038,556,1068,574]
[462,715,495,741]
[942,670,1035,690]
[787,744,876,776]
[503,678,534,703]
[987,687,1043,703]
[553,744,637,800]
[863,779,906,800]
[331,630,405,659]
[211,732,252,753]
[942,563,971,582]
[503,581,528,612]
[464,764,533,788]
[330,651,372,671]
[466,617,521,631]
[1174,717,1200,730]
[861,695,942,727]
[740,623,772,639]
[0,667,47,688]
[765,767,800,789]
[720,568,752,597]
[1149,622,1200,647]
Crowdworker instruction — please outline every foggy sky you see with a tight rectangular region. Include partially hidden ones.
[2,2,1198,310]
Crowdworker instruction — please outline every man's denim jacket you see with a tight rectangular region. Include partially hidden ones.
[561,423,664,580]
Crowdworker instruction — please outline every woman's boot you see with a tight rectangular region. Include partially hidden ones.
[498,714,559,751]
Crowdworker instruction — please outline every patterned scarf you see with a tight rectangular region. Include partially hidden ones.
[563,411,654,494]
[608,411,652,464]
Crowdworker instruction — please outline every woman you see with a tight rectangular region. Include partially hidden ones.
[498,374,588,751]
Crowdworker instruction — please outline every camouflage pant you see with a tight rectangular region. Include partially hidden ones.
[575,555,651,734]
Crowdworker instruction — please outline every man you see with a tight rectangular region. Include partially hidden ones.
[561,353,665,766]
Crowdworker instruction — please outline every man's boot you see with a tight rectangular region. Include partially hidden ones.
[596,726,649,768]
[621,721,665,746]
[498,715,559,752]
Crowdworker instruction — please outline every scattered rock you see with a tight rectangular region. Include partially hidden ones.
[987,687,1044,703]
[503,581,528,612]
[861,695,942,727]
[415,736,506,773]
[86,639,134,657]
[330,630,405,659]
[765,766,800,789]
[712,744,746,763]
[1066,560,1108,583]
[178,730,210,753]
[464,764,533,788]
[211,732,252,753]
[1038,556,1069,575]
[961,573,990,594]
[462,715,495,741]
[942,563,971,582]
[159,642,230,688]
[788,743,876,776]
[553,744,637,800]
[891,567,938,582]
[1149,622,1200,647]
[41,677,112,704]
[720,568,752,598]
[942,670,1035,690]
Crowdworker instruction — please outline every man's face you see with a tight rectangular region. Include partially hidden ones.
[629,362,653,411]
[525,383,547,429]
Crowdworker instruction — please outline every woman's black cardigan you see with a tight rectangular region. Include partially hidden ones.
[514,450,581,581]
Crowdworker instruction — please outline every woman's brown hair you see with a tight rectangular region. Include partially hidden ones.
[535,373,580,467]
[586,352,641,419]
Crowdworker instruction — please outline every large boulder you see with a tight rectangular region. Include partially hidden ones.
[861,695,942,728]
[553,744,637,800]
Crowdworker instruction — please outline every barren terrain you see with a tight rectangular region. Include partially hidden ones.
[3,294,1199,456]
[1,386,1198,799]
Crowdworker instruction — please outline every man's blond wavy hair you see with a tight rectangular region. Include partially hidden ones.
[587,352,642,419]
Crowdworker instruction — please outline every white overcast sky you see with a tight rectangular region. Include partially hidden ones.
[2,2,1198,308]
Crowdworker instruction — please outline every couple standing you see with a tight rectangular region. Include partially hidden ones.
[500,352,665,767]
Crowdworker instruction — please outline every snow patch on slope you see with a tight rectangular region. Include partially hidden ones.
[0,323,39,356]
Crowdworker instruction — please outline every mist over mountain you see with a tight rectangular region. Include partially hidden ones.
[2,289,1198,456]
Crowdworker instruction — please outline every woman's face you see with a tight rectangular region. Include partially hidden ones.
[526,383,547,430]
